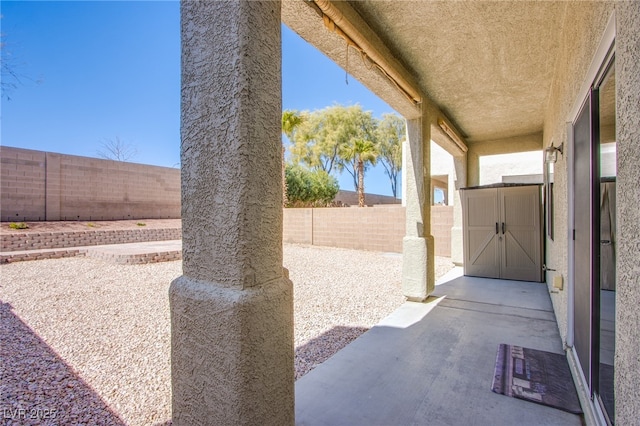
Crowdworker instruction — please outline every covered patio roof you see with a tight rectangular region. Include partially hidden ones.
[282,1,566,148]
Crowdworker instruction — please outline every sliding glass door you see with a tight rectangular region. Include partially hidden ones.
[572,55,615,425]
[596,60,616,425]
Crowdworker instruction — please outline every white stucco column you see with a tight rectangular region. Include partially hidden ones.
[402,114,435,301]
[451,154,467,266]
[170,2,294,425]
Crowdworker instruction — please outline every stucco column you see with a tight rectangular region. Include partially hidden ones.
[170,2,293,425]
[615,2,640,423]
[467,149,480,187]
[402,114,435,301]
[401,140,407,207]
[451,154,467,266]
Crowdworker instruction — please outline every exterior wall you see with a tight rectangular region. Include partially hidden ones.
[479,151,543,186]
[431,141,453,176]
[0,146,180,222]
[283,205,453,257]
[615,2,640,422]
[283,208,313,245]
[0,147,47,221]
[466,133,542,187]
[431,206,452,257]
[313,206,405,252]
[333,190,401,206]
[538,3,640,422]
[1,228,181,252]
[542,2,614,344]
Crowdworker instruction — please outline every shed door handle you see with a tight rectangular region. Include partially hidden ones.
[502,222,505,234]
[496,222,499,234]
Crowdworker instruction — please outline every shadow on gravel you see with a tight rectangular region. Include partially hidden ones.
[295,325,370,380]
[0,301,126,426]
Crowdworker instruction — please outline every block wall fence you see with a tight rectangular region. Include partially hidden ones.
[1,146,453,256]
[284,205,453,257]
[1,146,181,221]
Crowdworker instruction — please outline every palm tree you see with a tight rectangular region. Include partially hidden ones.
[341,139,377,207]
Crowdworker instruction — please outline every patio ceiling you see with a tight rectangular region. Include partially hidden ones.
[282,1,567,145]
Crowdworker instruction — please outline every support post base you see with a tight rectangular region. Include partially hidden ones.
[169,275,294,426]
[402,235,435,301]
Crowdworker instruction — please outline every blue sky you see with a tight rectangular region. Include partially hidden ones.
[1,1,400,196]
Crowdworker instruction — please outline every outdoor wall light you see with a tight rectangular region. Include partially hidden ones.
[545,142,564,164]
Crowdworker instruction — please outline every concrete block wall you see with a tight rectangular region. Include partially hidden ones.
[1,146,454,256]
[333,190,401,206]
[313,206,406,252]
[1,228,181,252]
[431,205,453,257]
[1,146,180,222]
[283,208,313,245]
[283,205,453,257]
[0,147,47,221]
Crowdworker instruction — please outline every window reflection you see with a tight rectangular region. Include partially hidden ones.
[598,62,615,424]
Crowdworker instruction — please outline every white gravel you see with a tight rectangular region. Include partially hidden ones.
[0,244,453,425]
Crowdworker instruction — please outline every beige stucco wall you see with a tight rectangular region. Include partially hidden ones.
[614,1,640,422]
[537,3,640,421]
[542,2,614,344]
[466,133,542,187]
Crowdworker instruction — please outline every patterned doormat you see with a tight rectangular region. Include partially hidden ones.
[491,344,583,414]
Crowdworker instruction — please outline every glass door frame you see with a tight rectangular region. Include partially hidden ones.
[569,45,616,425]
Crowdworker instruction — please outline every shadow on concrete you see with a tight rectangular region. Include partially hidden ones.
[295,326,370,380]
[295,276,584,425]
[0,301,126,425]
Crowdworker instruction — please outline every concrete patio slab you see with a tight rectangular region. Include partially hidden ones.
[295,269,582,426]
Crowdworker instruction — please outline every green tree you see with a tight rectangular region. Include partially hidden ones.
[288,105,376,176]
[285,164,339,207]
[282,110,304,207]
[340,139,378,207]
[333,106,377,194]
[288,108,338,174]
[282,109,303,140]
[287,104,385,206]
[376,113,405,198]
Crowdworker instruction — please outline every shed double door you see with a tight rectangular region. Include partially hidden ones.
[463,185,542,282]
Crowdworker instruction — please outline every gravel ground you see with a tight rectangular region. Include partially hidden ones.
[0,245,453,425]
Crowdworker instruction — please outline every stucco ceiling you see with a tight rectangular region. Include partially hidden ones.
[282,1,568,144]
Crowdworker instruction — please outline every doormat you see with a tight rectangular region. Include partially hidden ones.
[491,344,583,414]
